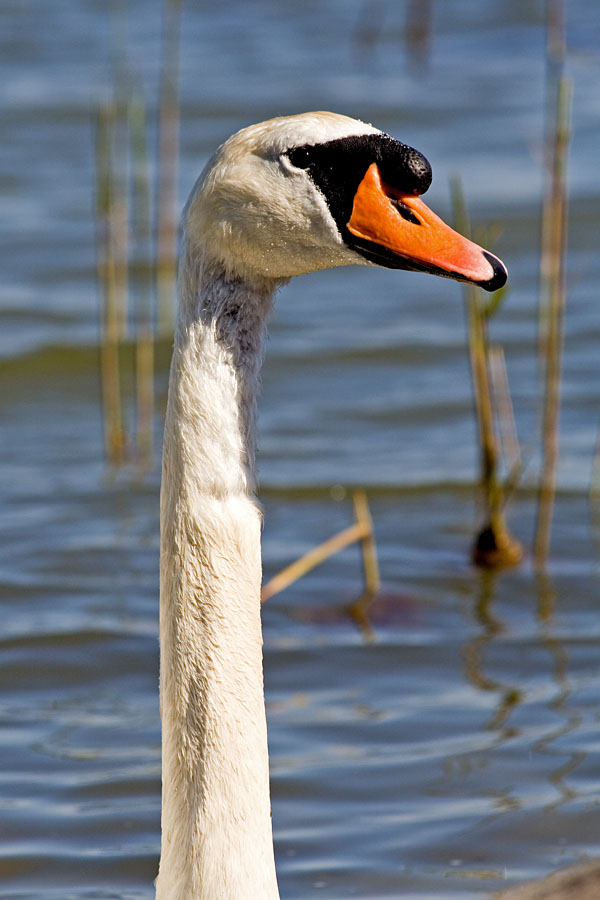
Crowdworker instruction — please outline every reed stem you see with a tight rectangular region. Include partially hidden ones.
[451,178,522,568]
[534,75,572,568]
[539,0,566,358]
[156,0,183,333]
[95,103,126,466]
[353,489,380,596]
[108,3,131,342]
[489,346,521,483]
[130,91,155,468]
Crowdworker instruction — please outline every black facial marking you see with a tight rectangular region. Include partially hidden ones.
[286,132,432,248]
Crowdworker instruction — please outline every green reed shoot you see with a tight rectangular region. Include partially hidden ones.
[451,177,523,568]
[95,102,127,466]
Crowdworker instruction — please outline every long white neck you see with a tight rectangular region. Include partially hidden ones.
[155,246,280,900]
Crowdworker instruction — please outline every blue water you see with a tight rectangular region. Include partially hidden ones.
[1,1,599,897]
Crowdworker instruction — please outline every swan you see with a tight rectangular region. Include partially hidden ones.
[154,111,597,899]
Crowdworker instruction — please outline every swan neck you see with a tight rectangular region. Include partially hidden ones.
[175,254,277,495]
[156,255,280,899]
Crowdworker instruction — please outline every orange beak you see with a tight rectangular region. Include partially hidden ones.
[347,163,507,291]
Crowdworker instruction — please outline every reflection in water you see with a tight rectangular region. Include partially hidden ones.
[534,574,585,811]
[462,572,523,736]
[462,571,586,815]
[536,570,556,624]
[347,588,378,642]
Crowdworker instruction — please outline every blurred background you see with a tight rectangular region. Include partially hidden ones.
[1,1,599,897]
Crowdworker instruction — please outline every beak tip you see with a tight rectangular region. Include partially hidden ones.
[479,250,508,293]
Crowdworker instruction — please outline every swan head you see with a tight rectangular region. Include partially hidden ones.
[183,111,507,290]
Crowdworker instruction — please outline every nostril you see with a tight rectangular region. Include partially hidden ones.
[390,198,421,226]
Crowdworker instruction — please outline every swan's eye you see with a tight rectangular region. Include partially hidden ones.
[390,198,421,226]
[286,147,311,168]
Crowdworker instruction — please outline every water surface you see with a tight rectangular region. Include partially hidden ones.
[1,1,599,898]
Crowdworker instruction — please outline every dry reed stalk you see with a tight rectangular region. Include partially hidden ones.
[109,141,129,343]
[95,102,126,465]
[352,489,380,596]
[451,178,522,568]
[261,492,378,604]
[345,491,381,641]
[108,4,131,341]
[130,92,155,468]
[405,0,433,68]
[534,75,572,568]
[539,0,566,357]
[156,0,183,333]
[353,1,385,56]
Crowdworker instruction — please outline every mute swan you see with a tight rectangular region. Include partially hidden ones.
[155,111,597,899]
